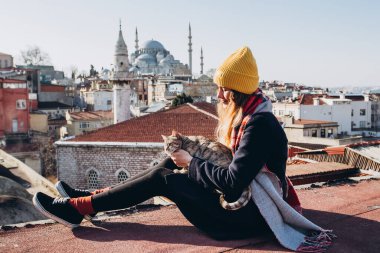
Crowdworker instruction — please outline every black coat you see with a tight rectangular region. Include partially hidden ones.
[188,112,288,200]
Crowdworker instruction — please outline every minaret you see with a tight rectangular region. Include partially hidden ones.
[113,19,129,80]
[200,47,204,75]
[112,20,131,123]
[188,23,192,75]
[135,27,139,52]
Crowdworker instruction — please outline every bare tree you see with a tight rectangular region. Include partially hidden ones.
[21,45,51,65]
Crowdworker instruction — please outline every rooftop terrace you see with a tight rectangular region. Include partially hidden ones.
[1,178,379,253]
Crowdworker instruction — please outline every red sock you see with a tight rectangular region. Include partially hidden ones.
[69,196,95,216]
[91,187,111,195]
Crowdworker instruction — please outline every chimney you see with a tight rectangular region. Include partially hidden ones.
[313,97,320,106]
[364,94,370,102]
[339,91,345,99]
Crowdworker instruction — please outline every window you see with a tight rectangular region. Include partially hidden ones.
[351,109,354,116]
[107,100,112,105]
[327,129,333,138]
[360,109,366,116]
[279,110,284,116]
[87,170,99,189]
[117,170,129,183]
[16,99,27,109]
[80,122,90,128]
[5,60,8,67]
[321,129,326,138]
[312,129,317,137]
[360,121,366,128]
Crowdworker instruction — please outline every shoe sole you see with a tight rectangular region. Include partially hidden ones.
[55,182,94,221]
[32,194,80,229]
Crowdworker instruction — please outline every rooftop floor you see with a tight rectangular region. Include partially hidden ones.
[1,178,379,253]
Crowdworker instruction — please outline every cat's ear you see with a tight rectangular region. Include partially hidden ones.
[161,135,168,141]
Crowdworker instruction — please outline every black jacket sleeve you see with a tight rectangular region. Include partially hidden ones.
[188,112,288,198]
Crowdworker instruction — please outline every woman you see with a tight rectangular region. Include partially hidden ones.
[33,47,298,241]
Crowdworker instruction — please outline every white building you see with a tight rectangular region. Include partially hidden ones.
[273,93,372,136]
[83,90,113,111]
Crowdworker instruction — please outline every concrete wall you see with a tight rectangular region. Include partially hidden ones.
[300,104,352,134]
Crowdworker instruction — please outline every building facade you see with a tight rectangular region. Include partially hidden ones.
[0,79,30,142]
[273,93,373,136]
[0,52,14,68]
[65,110,113,137]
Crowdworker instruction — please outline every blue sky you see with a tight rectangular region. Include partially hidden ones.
[2,0,379,87]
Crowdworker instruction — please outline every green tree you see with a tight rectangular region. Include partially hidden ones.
[172,93,193,107]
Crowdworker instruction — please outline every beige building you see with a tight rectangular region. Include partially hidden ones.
[0,52,13,68]
[30,113,48,133]
[281,116,362,146]
[65,111,113,137]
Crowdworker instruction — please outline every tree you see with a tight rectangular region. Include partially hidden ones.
[20,45,51,65]
[70,65,78,80]
[39,139,57,181]
[89,65,99,77]
[172,93,193,107]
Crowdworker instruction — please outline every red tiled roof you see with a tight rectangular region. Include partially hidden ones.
[299,94,326,105]
[293,119,338,125]
[69,111,113,121]
[72,103,218,142]
[0,79,26,84]
[40,85,65,92]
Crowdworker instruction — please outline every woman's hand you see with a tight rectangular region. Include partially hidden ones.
[171,149,193,167]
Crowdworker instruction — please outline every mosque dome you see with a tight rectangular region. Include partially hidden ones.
[159,57,172,65]
[136,53,156,63]
[141,40,165,50]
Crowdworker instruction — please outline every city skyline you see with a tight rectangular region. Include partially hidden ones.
[2,0,379,87]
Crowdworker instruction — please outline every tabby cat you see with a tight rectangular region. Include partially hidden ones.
[161,130,251,210]
[162,130,232,173]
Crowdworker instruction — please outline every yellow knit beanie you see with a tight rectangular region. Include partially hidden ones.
[213,46,259,94]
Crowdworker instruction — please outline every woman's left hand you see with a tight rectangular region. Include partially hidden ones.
[171,149,193,167]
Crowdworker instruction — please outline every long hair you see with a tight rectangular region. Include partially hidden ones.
[216,90,251,148]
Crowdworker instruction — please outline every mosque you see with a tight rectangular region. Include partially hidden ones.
[112,22,195,77]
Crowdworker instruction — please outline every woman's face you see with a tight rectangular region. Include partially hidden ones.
[217,86,232,108]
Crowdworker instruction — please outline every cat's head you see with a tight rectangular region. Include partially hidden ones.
[162,130,182,155]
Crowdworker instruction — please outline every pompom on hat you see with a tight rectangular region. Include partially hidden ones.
[213,46,259,94]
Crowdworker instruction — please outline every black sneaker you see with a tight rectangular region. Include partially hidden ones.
[55,181,96,221]
[55,181,92,198]
[32,192,83,228]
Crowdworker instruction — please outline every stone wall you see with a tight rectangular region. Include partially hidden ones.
[56,143,165,190]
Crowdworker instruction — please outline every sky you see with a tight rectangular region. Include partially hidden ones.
[1,0,379,87]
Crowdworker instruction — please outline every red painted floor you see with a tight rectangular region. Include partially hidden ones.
[1,179,379,253]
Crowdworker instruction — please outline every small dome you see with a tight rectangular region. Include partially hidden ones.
[136,53,156,64]
[159,58,171,65]
[141,40,165,50]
